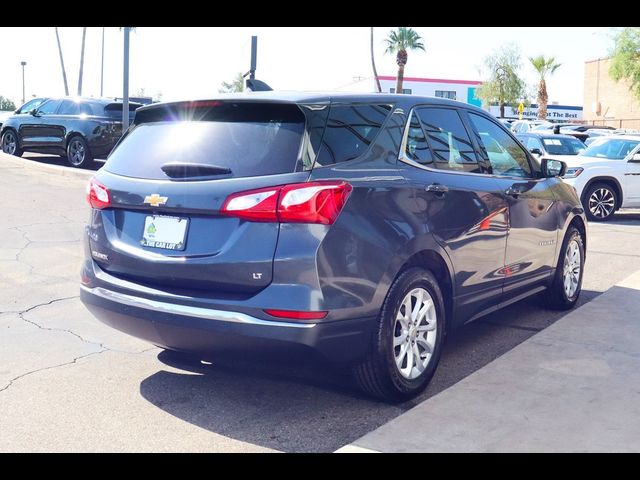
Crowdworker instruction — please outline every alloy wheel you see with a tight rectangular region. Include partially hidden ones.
[69,139,86,166]
[588,188,615,219]
[393,287,437,380]
[2,132,16,155]
[563,239,581,298]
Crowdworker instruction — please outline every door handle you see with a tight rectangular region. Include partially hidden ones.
[504,186,522,198]
[425,183,449,195]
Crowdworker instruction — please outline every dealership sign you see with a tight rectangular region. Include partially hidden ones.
[489,104,583,120]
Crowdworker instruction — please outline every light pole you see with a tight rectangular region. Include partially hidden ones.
[122,27,130,130]
[20,61,27,104]
[100,27,105,97]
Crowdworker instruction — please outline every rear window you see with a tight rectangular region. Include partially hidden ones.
[104,102,140,119]
[104,102,306,180]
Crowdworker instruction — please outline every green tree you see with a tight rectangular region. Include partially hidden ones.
[0,96,16,111]
[219,72,245,93]
[384,27,425,94]
[475,44,528,118]
[610,27,640,101]
[529,55,561,120]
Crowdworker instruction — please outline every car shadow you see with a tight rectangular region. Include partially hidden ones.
[139,289,601,452]
[22,153,104,170]
[604,211,640,225]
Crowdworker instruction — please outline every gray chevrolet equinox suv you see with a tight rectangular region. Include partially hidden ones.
[80,92,587,401]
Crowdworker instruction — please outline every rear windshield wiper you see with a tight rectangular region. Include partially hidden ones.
[160,162,232,178]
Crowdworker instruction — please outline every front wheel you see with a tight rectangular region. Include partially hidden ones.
[1,130,23,157]
[66,135,94,168]
[542,226,585,310]
[584,183,617,222]
[352,267,445,402]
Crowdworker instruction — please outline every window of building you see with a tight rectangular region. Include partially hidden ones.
[390,88,412,94]
[416,107,480,173]
[314,104,392,166]
[435,90,457,100]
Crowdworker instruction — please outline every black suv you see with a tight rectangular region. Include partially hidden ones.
[80,93,587,401]
[1,97,140,168]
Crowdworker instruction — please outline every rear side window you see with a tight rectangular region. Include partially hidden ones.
[37,99,62,115]
[314,104,391,166]
[404,110,432,165]
[105,102,306,180]
[416,107,480,173]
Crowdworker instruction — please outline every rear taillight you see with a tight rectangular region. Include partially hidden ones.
[220,181,352,225]
[263,309,328,320]
[86,178,111,210]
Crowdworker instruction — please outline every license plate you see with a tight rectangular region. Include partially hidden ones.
[141,215,188,251]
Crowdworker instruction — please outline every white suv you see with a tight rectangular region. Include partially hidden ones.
[562,135,640,221]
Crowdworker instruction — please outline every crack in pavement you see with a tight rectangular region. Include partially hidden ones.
[0,350,108,394]
[0,295,159,394]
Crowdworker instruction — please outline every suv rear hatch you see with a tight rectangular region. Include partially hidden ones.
[88,100,327,295]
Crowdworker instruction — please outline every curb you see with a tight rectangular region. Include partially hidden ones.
[0,152,95,180]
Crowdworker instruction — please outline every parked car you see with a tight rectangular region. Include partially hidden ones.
[0,98,49,132]
[80,93,587,401]
[517,133,586,159]
[511,119,552,134]
[562,135,640,221]
[1,97,141,168]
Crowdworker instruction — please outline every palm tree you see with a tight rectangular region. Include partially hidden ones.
[529,55,561,120]
[371,27,382,93]
[77,27,87,96]
[54,27,69,96]
[384,27,425,94]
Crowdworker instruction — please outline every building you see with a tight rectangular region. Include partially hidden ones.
[377,75,582,121]
[377,76,483,107]
[583,57,640,129]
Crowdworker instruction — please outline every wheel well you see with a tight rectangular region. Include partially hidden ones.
[583,177,623,210]
[400,250,453,329]
[65,133,83,149]
[568,216,587,254]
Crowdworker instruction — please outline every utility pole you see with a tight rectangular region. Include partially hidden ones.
[100,27,105,97]
[122,27,130,130]
[21,61,27,104]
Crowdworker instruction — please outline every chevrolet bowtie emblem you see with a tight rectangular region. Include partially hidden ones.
[144,194,168,207]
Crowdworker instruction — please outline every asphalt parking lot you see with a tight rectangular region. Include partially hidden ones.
[2,153,640,452]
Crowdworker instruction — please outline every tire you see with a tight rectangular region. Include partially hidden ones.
[66,135,95,168]
[583,182,617,222]
[1,130,23,157]
[542,226,585,310]
[352,267,445,402]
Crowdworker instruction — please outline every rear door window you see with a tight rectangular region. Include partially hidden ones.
[57,100,80,116]
[105,102,306,180]
[416,107,481,173]
[314,104,391,166]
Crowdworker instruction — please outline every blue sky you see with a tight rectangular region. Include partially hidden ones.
[0,27,616,107]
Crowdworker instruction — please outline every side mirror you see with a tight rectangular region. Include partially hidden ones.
[542,158,566,178]
[629,153,640,163]
[530,148,543,156]
[29,108,39,116]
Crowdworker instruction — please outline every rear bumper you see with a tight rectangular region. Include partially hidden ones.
[80,285,376,363]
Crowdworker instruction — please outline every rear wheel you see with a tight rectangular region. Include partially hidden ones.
[66,135,95,168]
[584,182,617,222]
[352,267,445,402]
[1,130,23,157]
[543,226,585,310]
